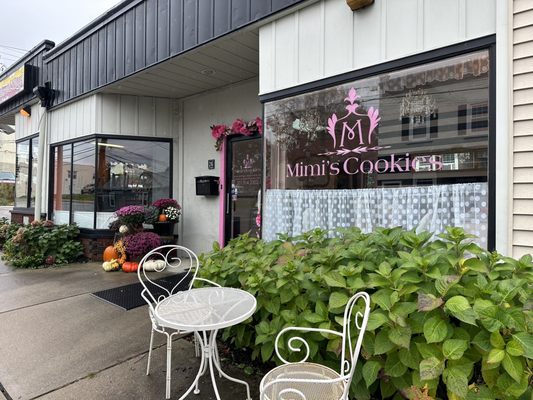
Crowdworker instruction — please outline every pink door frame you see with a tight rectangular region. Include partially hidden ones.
[218,137,227,246]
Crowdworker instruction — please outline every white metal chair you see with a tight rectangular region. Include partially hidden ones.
[260,292,371,400]
[137,245,220,399]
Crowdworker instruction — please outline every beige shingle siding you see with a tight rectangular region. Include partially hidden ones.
[513,1,533,257]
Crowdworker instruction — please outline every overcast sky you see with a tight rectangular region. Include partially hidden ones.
[1,0,122,69]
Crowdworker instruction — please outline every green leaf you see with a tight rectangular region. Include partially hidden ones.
[489,331,505,349]
[435,275,461,296]
[445,366,468,398]
[303,312,324,324]
[512,333,533,359]
[419,357,444,381]
[445,295,470,313]
[374,329,396,355]
[362,360,381,388]
[388,325,411,349]
[506,339,524,357]
[496,371,529,398]
[486,348,504,364]
[315,300,328,319]
[366,310,389,331]
[415,341,442,359]
[372,289,395,311]
[261,341,274,362]
[472,331,491,353]
[465,385,495,400]
[463,258,489,273]
[399,346,420,370]
[423,316,448,343]
[323,271,347,288]
[502,353,523,383]
[384,351,407,377]
[477,305,504,332]
[418,293,444,312]
[329,291,349,309]
[502,308,526,331]
[443,339,468,360]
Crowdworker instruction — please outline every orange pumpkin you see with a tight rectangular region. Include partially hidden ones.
[122,261,139,273]
[158,214,168,222]
[103,245,118,262]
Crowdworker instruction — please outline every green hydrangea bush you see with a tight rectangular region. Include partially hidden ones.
[199,227,533,400]
[2,220,84,268]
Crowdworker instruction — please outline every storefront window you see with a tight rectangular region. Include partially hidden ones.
[51,137,171,229]
[72,141,95,228]
[52,145,72,225]
[264,50,490,247]
[30,137,39,207]
[15,140,30,207]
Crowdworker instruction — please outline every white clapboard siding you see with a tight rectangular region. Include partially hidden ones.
[513,0,533,257]
[48,95,97,144]
[259,0,496,94]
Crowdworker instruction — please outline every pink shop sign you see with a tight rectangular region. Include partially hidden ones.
[285,88,443,178]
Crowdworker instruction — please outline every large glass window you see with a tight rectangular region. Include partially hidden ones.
[30,137,39,207]
[51,137,171,229]
[72,141,96,228]
[264,50,490,247]
[52,145,72,225]
[15,140,30,207]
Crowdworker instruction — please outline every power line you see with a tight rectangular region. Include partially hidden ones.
[0,44,29,52]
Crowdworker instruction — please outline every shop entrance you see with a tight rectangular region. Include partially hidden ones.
[224,135,262,245]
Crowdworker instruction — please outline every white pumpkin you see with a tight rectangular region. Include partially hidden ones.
[142,259,166,271]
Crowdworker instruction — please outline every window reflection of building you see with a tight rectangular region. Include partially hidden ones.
[51,137,171,229]
[264,50,490,247]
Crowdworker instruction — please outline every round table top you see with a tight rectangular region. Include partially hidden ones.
[154,287,256,331]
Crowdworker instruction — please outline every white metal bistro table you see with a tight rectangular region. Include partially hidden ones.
[155,286,257,400]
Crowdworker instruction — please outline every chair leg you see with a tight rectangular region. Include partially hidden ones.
[166,333,172,400]
[146,327,155,375]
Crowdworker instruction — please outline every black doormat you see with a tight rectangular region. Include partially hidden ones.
[91,273,190,310]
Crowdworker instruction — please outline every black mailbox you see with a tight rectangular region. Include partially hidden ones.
[195,176,219,196]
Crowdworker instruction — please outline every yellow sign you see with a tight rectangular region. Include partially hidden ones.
[0,66,25,105]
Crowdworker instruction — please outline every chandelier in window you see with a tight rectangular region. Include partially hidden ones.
[400,88,438,125]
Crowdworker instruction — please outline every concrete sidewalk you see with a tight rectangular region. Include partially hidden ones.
[0,260,262,400]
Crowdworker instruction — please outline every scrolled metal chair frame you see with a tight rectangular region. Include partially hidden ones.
[260,292,371,400]
[137,245,220,399]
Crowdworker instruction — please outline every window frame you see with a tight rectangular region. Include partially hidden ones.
[15,133,39,210]
[48,134,173,230]
[259,35,496,250]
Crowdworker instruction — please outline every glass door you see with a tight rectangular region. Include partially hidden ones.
[224,135,262,244]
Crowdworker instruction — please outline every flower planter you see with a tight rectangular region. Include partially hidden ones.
[152,222,175,236]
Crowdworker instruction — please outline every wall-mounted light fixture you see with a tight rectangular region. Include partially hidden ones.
[346,0,374,11]
[20,106,31,117]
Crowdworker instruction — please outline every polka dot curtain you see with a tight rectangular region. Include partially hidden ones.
[262,183,488,248]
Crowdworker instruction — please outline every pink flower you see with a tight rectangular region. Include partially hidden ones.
[211,124,228,139]
[255,214,261,227]
[254,117,263,134]
[232,119,250,136]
